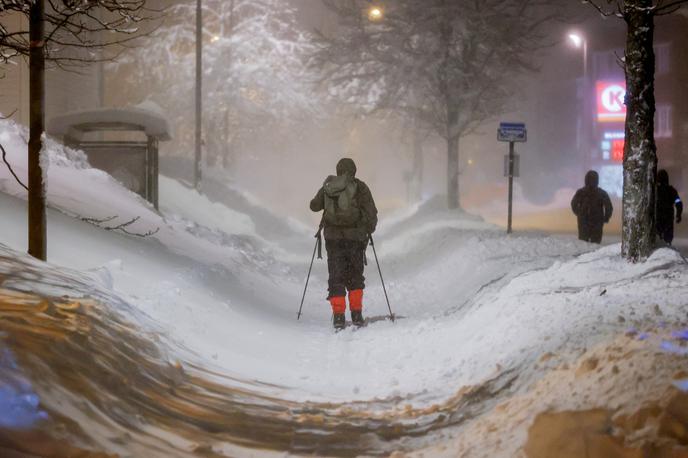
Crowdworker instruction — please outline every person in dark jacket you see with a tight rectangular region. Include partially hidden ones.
[310,158,378,330]
[656,169,683,245]
[571,170,613,244]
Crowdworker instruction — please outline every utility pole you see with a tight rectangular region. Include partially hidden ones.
[194,0,203,189]
[507,141,515,234]
[224,0,235,169]
[28,0,46,260]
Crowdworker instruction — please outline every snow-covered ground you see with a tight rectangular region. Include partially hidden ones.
[1,119,687,456]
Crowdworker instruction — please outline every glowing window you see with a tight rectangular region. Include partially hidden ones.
[655,105,672,138]
[655,43,671,75]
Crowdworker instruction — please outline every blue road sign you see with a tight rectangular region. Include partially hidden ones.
[498,122,527,143]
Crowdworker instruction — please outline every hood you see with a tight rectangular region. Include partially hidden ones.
[657,169,669,185]
[585,170,599,188]
[336,158,357,177]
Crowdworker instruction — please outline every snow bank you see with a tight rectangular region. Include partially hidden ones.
[0,119,159,224]
[201,166,312,241]
[160,176,255,236]
[0,119,288,272]
[0,120,90,171]
[421,329,688,457]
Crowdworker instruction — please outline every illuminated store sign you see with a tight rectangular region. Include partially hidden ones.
[611,140,624,162]
[597,82,627,122]
[603,131,625,140]
[601,131,625,163]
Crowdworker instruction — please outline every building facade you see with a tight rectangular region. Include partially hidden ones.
[585,15,688,196]
[0,13,104,127]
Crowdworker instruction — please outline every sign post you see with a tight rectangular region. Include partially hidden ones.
[498,122,527,234]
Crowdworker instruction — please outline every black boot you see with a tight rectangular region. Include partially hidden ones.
[333,313,346,330]
[351,310,365,327]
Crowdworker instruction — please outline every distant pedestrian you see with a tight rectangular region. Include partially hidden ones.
[310,158,378,330]
[656,169,683,245]
[571,170,613,244]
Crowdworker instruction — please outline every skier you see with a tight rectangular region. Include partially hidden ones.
[570,170,613,244]
[656,169,683,245]
[310,158,378,330]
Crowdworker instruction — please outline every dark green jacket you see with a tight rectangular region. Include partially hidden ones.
[310,178,378,242]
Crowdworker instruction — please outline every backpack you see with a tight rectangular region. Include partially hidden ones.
[323,174,361,227]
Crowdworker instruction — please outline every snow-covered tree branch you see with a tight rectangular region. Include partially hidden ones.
[114,0,320,170]
[0,0,160,65]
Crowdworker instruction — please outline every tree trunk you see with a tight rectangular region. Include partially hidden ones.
[28,0,46,261]
[447,135,460,209]
[621,0,657,262]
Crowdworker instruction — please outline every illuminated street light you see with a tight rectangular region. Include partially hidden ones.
[567,31,591,170]
[567,31,587,79]
[211,35,220,43]
[568,33,583,48]
[368,6,384,21]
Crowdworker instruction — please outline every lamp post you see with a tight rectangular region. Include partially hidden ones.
[194,0,203,189]
[568,32,587,80]
[568,32,591,169]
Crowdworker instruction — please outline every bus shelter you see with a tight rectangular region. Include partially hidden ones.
[48,105,171,210]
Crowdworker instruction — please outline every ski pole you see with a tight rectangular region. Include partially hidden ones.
[369,234,394,322]
[297,226,322,320]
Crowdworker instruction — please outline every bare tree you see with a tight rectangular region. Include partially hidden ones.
[114,0,318,174]
[0,1,159,261]
[585,0,688,261]
[313,0,564,209]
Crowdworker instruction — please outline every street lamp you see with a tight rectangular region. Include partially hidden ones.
[568,32,587,79]
[568,33,582,48]
[195,0,203,189]
[368,6,384,21]
[568,31,592,170]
